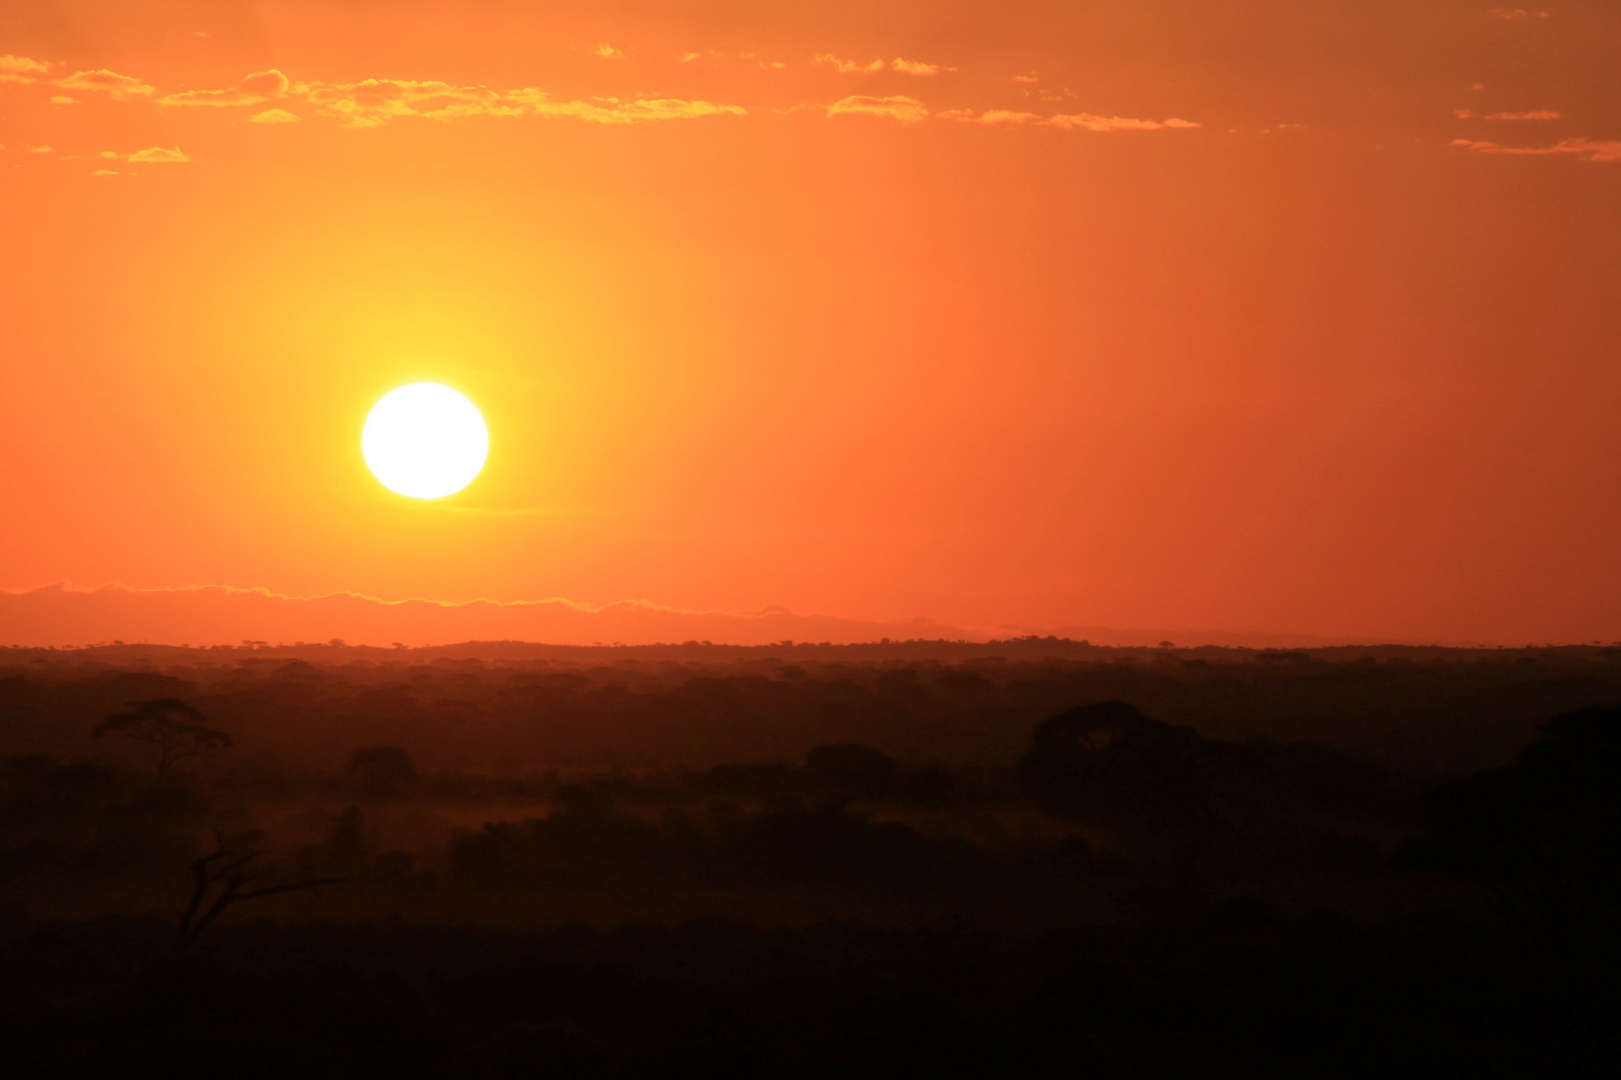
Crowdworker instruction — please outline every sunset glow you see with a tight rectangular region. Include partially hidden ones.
[1,2,1618,647]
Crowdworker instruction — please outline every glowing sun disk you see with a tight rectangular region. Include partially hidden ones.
[362,383,488,499]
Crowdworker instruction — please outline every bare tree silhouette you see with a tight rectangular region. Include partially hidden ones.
[175,833,344,953]
[93,698,233,773]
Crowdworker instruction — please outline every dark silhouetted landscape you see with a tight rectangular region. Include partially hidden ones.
[10,2,1620,1075]
[2,638,1618,1077]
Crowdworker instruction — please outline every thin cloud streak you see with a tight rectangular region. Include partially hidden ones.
[299,78,743,128]
[1045,113,1199,132]
[54,69,154,100]
[6,61,1210,145]
[160,69,290,107]
[125,146,189,163]
[1452,137,1621,162]
[938,109,1041,125]
[825,95,929,123]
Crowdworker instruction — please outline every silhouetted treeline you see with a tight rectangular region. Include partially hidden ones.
[8,645,1621,777]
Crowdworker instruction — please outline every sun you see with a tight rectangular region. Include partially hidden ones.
[362,383,489,499]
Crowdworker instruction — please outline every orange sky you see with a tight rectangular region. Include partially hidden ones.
[2,1,1619,646]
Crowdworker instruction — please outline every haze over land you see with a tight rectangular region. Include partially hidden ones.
[0,582,1500,649]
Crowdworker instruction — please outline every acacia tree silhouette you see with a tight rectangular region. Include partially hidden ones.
[93,698,232,773]
[175,833,344,953]
[1018,700,1213,839]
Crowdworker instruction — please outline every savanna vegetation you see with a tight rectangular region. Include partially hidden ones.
[1,639,1618,1077]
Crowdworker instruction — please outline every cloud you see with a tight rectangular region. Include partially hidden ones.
[26,145,53,153]
[160,68,289,106]
[0,54,51,76]
[939,109,1041,125]
[13,62,742,132]
[50,96,75,105]
[302,79,521,127]
[594,43,625,60]
[816,55,949,76]
[54,69,155,100]
[1012,73,1039,83]
[1044,113,1199,132]
[516,94,746,123]
[815,54,886,74]
[892,58,948,76]
[1451,137,1621,162]
[127,146,190,163]
[826,94,928,123]
[1490,8,1550,18]
[301,78,743,128]
[1484,109,1562,120]
[92,169,120,176]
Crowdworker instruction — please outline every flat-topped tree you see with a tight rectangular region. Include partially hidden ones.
[93,698,232,773]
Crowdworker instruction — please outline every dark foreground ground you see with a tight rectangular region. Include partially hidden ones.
[6,907,1617,1079]
[1,640,1618,1077]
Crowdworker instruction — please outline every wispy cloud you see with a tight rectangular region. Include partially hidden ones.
[816,54,886,74]
[126,146,190,163]
[0,54,51,77]
[514,92,746,124]
[816,55,950,76]
[892,58,949,76]
[826,95,928,123]
[1045,113,1199,132]
[593,43,625,60]
[12,60,1207,148]
[19,61,747,132]
[1451,137,1621,161]
[301,78,743,128]
[1484,109,1562,120]
[160,69,289,107]
[303,79,522,127]
[54,69,155,100]
[1490,8,1550,18]
[938,109,1041,126]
